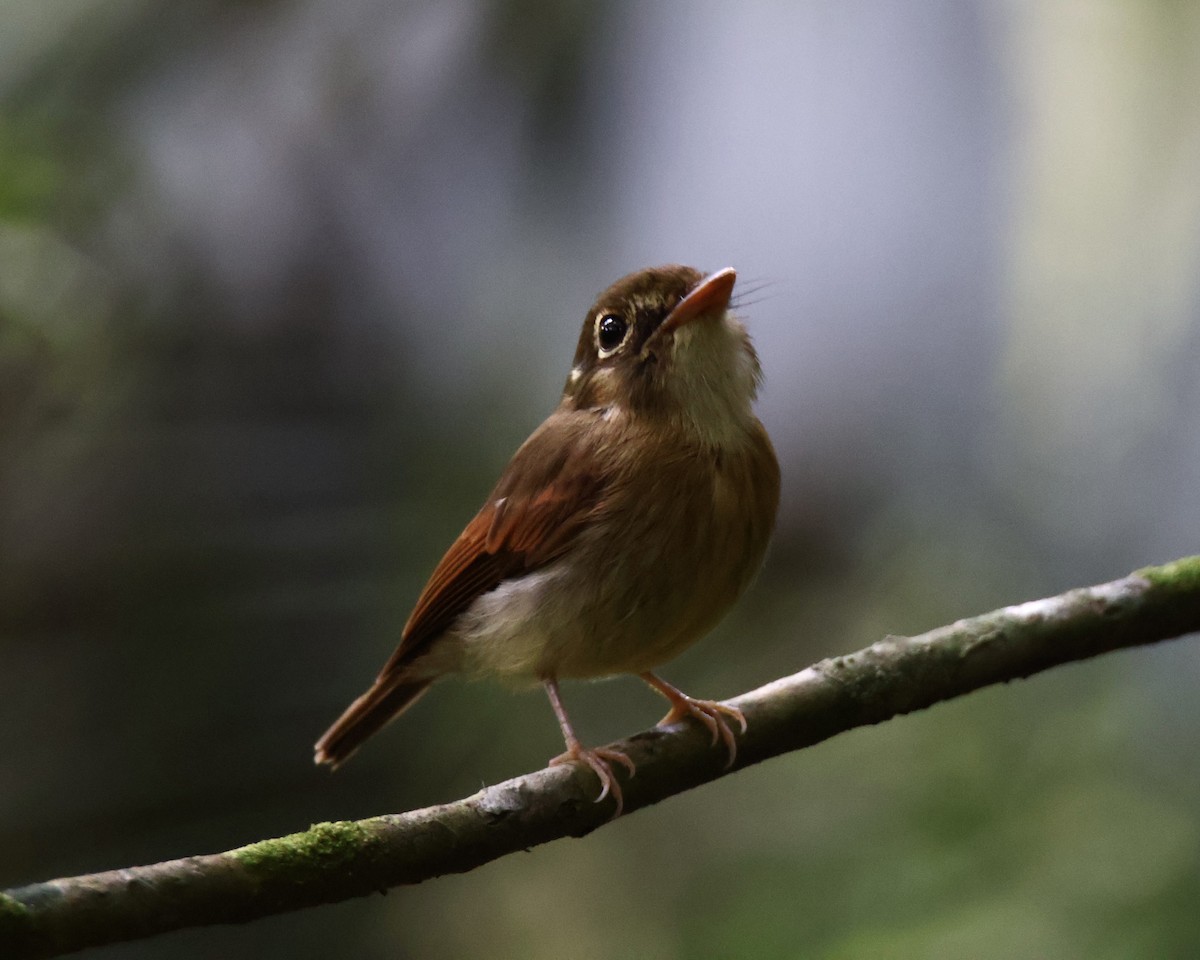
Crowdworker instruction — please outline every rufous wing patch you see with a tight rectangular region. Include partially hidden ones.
[377,418,607,680]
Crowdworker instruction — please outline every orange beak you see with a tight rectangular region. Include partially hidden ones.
[658,267,737,336]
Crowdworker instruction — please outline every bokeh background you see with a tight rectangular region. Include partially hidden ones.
[4,1,1200,957]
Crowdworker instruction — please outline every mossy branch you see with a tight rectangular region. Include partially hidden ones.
[4,557,1200,959]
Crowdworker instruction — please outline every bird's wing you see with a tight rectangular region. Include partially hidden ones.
[378,414,608,677]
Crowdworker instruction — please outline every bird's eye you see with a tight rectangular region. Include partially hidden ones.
[595,313,629,355]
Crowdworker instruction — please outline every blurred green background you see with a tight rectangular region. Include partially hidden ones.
[3,1,1200,957]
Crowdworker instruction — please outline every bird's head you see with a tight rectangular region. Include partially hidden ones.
[562,265,763,445]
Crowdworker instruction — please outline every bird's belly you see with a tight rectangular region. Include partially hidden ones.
[439,484,769,683]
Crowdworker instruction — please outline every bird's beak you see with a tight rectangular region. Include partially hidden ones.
[658,267,737,336]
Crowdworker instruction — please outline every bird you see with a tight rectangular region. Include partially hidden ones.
[314,264,780,816]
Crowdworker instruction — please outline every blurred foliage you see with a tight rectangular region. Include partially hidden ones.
[0,119,65,224]
[2,1,1200,959]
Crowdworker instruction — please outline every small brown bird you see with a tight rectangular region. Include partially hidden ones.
[315,265,780,815]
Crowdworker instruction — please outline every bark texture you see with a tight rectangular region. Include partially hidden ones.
[3,556,1199,959]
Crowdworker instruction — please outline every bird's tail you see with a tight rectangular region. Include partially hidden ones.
[313,676,433,769]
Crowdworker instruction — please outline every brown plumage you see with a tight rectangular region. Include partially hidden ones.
[315,265,780,815]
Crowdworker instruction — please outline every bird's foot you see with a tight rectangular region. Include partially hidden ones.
[658,695,747,768]
[550,744,637,817]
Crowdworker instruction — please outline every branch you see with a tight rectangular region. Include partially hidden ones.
[5,557,1200,959]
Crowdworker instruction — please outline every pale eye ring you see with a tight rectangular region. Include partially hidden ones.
[595,313,629,356]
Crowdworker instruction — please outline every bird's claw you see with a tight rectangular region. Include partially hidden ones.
[659,697,746,768]
[550,745,636,817]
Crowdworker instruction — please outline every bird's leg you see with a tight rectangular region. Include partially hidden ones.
[543,677,636,817]
[640,672,747,768]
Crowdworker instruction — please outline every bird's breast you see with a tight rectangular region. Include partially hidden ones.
[442,419,779,683]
